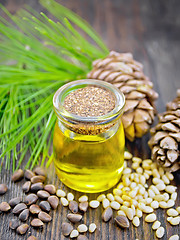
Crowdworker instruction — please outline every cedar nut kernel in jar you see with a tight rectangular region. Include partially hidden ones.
[53,79,125,193]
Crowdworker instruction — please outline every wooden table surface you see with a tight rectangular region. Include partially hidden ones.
[0,0,180,239]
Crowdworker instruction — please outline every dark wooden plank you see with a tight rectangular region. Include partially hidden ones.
[0,0,180,239]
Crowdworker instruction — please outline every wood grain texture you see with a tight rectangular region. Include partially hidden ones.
[0,0,180,239]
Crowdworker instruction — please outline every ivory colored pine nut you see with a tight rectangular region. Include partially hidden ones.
[136,195,143,201]
[123,168,132,174]
[123,201,130,207]
[89,223,96,233]
[156,227,165,238]
[131,199,138,207]
[148,189,155,198]
[165,172,174,181]
[70,229,79,238]
[144,159,152,164]
[79,195,88,202]
[132,162,139,170]
[125,207,134,220]
[134,176,139,183]
[77,224,88,233]
[152,169,160,178]
[67,193,74,201]
[145,213,157,222]
[139,187,145,195]
[167,208,179,217]
[124,161,127,168]
[114,196,123,204]
[138,202,146,211]
[167,217,173,222]
[152,178,163,185]
[131,205,136,216]
[110,201,120,210]
[140,175,146,185]
[113,189,122,196]
[102,199,110,209]
[130,174,135,181]
[142,162,151,170]
[162,175,170,185]
[136,167,143,174]
[169,216,180,226]
[132,216,140,227]
[145,198,153,205]
[167,199,175,208]
[97,194,106,202]
[139,199,146,204]
[156,183,166,191]
[165,186,177,194]
[144,191,148,198]
[142,206,154,214]
[122,195,131,201]
[61,197,69,206]
[163,193,169,201]
[150,201,159,209]
[117,210,126,217]
[150,185,160,195]
[152,220,161,230]
[158,167,164,177]
[124,151,133,160]
[121,205,128,212]
[154,195,165,202]
[129,190,137,198]
[122,187,130,192]
[171,192,177,201]
[130,182,137,189]
[176,206,180,214]
[136,209,142,218]
[159,201,167,209]
[169,235,179,240]
[117,183,124,189]
[124,177,131,186]
[144,170,152,176]
[132,157,142,163]
[107,193,114,202]
[89,200,100,209]
[56,189,66,197]
[144,172,150,180]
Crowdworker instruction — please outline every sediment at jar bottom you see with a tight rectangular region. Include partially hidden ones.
[53,121,125,193]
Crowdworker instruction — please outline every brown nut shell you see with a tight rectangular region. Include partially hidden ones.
[0,184,8,195]
[11,169,24,182]
[24,194,38,206]
[48,195,59,210]
[31,218,44,228]
[0,202,11,212]
[16,224,29,235]
[115,215,130,228]
[38,211,52,222]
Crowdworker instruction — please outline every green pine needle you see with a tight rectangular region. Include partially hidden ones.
[0,0,109,171]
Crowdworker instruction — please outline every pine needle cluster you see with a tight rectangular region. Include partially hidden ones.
[0,0,109,171]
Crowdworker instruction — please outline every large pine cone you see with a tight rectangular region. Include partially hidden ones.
[148,89,180,172]
[87,51,158,141]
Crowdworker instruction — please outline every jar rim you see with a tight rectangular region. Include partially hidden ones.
[53,79,125,124]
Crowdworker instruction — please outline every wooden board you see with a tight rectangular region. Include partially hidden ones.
[0,0,180,239]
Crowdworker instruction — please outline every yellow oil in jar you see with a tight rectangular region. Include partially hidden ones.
[53,121,125,193]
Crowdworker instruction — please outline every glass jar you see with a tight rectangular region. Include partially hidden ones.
[53,79,125,193]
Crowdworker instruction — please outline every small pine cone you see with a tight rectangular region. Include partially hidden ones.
[148,89,180,172]
[87,51,158,141]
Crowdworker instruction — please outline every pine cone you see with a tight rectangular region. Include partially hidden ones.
[148,89,180,172]
[87,51,158,141]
